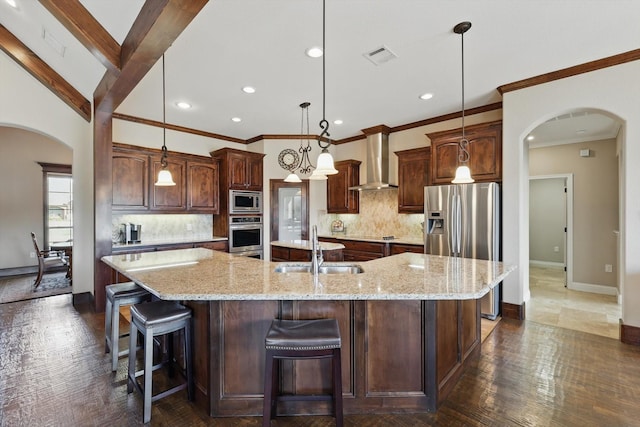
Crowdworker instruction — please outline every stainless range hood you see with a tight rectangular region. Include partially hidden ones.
[348,126,397,191]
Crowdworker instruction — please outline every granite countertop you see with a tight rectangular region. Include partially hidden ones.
[102,247,515,301]
[112,236,227,251]
[271,240,345,251]
[318,234,424,246]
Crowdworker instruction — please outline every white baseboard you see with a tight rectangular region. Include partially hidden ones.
[569,281,618,296]
[529,260,564,268]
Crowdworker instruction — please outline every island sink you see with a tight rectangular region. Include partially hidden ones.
[274,262,364,274]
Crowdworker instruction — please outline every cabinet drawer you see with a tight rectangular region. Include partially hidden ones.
[390,243,424,255]
[342,240,386,254]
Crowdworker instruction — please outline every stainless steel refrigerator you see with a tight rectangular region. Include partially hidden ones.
[424,182,500,319]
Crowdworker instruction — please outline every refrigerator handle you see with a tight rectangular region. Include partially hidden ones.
[454,193,462,255]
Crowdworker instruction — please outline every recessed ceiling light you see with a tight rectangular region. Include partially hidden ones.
[419,93,433,100]
[231,117,242,123]
[305,47,323,58]
[5,0,17,8]
[176,101,192,109]
[527,135,535,141]
[333,119,343,125]
[242,86,255,94]
[576,129,586,134]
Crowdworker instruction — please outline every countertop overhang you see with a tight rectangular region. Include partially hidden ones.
[102,248,515,301]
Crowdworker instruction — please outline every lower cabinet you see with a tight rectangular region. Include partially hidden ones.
[390,243,424,255]
[188,297,481,416]
[319,238,388,260]
[271,245,343,262]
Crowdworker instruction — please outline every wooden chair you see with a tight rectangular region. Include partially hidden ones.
[30,232,67,289]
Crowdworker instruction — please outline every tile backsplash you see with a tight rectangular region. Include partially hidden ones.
[112,214,213,244]
[318,189,424,239]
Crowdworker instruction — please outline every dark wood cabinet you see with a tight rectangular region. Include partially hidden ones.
[112,150,149,210]
[428,120,502,185]
[327,159,361,214]
[196,240,227,251]
[319,237,388,261]
[151,157,187,210]
[395,146,431,213]
[271,244,343,262]
[112,143,219,213]
[187,161,219,213]
[212,147,265,191]
[192,297,480,416]
[389,243,424,255]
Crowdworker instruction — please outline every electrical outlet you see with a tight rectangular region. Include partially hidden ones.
[605,264,613,273]
[553,246,559,252]
[29,251,36,258]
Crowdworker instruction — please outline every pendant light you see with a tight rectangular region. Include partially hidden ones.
[313,0,338,177]
[285,102,314,182]
[155,54,176,186]
[451,21,474,184]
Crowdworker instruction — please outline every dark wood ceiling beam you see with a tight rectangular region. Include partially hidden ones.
[94,0,209,113]
[0,24,91,121]
[38,0,121,72]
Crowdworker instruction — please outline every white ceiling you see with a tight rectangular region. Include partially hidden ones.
[1,0,636,144]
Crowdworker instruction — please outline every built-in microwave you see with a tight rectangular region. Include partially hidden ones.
[229,190,262,214]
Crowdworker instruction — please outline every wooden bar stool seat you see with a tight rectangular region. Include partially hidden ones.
[104,282,151,371]
[263,318,343,427]
[127,300,194,424]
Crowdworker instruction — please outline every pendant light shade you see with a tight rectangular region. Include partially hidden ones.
[452,165,473,184]
[315,148,338,175]
[308,168,328,180]
[451,21,474,184]
[156,168,176,186]
[284,172,302,183]
[155,54,176,187]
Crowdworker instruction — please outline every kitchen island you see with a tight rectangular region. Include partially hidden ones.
[102,248,514,418]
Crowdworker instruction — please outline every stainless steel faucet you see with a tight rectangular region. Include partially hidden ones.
[311,225,323,275]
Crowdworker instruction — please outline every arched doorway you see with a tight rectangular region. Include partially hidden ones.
[524,110,621,338]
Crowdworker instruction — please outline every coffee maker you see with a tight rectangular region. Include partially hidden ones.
[123,223,142,244]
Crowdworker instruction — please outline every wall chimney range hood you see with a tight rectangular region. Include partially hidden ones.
[349,125,397,191]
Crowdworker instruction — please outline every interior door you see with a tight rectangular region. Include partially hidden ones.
[269,180,309,242]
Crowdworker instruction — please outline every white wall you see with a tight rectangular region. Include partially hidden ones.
[0,51,94,295]
[502,60,640,326]
[0,128,72,268]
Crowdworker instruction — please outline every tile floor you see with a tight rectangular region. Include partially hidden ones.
[527,264,621,339]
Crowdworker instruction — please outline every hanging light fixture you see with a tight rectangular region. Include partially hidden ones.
[285,102,315,182]
[155,54,176,186]
[312,0,338,178]
[451,21,474,184]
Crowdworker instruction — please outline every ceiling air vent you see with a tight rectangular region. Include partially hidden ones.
[363,45,397,66]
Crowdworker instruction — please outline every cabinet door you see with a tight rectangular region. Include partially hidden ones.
[187,161,219,212]
[428,121,502,185]
[228,152,248,189]
[247,155,264,190]
[151,158,186,210]
[112,152,148,210]
[327,160,361,214]
[396,147,430,213]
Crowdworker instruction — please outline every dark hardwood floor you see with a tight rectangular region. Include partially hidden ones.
[2,294,640,426]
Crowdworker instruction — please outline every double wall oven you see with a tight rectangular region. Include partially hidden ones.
[228,215,263,259]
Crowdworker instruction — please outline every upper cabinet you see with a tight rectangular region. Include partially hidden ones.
[112,149,148,210]
[151,156,187,211]
[212,148,265,191]
[327,159,361,214]
[395,146,431,214]
[112,143,218,213]
[187,161,219,212]
[427,120,502,185]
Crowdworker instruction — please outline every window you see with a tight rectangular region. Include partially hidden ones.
[39,163,72,248]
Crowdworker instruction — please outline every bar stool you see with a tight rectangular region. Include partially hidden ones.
[262,318,343,427]
[104,282,151,371]
[127,300,194,424]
